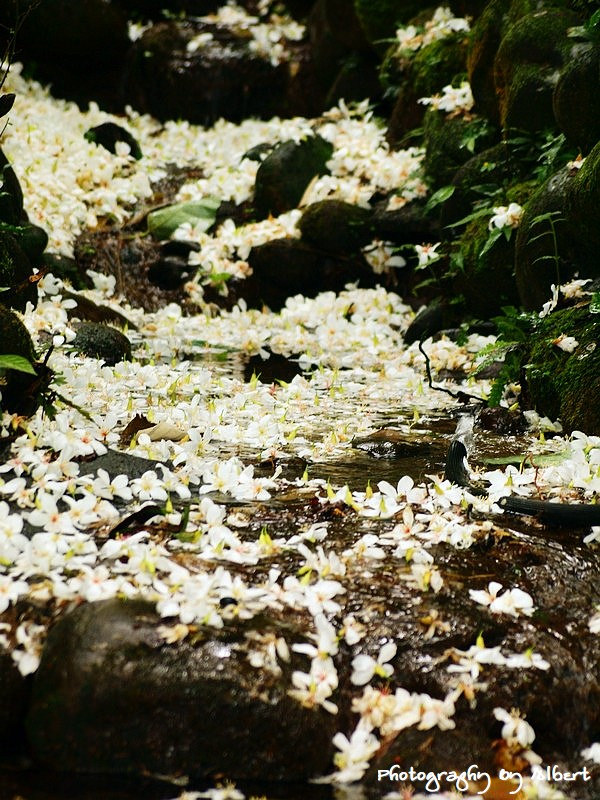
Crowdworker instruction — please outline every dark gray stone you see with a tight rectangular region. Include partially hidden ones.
[72,322,132,366]
[26,599,337,779]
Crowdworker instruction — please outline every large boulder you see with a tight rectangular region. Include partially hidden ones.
[523,302,600,434]
[553,42,600,155]
[0,645,29,763]
[516,142,600,309]
[493,7,579,132]
[245,237,375,310]
[384,33,469,146]
[123,16,310,125]
[297,199,374,254]
[26,599,337,779]
[0,232,37,312]
[253,135,333,217]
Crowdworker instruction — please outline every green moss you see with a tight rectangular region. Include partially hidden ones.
[354,0,423,47]
[423,108,497,189]
[525,303,600,432]
[298,200,373,254]
[0,304,36,362]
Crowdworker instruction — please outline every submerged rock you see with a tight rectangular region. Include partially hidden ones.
[26,598,337,779]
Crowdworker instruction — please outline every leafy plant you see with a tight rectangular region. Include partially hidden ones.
[529,210,565,287]
[474,306,537,407]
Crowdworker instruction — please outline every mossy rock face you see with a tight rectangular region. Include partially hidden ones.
[72,322,132,366]
[514,166,577,310]
[524,303,600,433]
[453,214,520,319]
[493,9,579,131]
[553,42,600,154]
[467,0,511,124]
[354,0,424,48]
[422,108,498,189]
[440,143,534,229]
[298,200,374,254]
[0,303,42,416]
[0,304,36,363]
[516,141,600,309]
[385,33,469,144]
[254,136,333,217]
[27,598,338,778]
[0,231,37,312]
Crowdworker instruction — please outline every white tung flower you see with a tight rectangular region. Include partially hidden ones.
[351,641,396,686]
[489,202,524,230]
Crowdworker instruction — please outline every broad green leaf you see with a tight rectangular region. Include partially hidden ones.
[147,197,220,240]
[424,185,454,214]
[0,354,36,374]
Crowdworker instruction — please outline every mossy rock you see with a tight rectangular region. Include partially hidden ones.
[524,303,600,433]
[0,231,37,311]
[0,304,36,362]
[516,141,600,309]
[440,143,535,229]
[354,0,425,48]
[422,108,498,189]
[253,136,333,217]
[514,166,578,310]
[297,200,374,254]
[72,322,132,366]
[467,0,571,125]
[452,215,520,319]
[493,8,579,131]
[0,303,42,416]
[553,42,600,154]
[384,33,469,144]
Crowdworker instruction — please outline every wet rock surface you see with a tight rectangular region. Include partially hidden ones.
[72,322,132,366]
[27,598,338,780]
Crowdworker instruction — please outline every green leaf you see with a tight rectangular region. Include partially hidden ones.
[446,206,492,228]
[0,354,36,374]
[424,185,454,214]
[479,226,504,258]
[147,197,220,240]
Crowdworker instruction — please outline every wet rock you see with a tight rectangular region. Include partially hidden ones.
[523,302,600,434]
[245,237,374,310]
[0,148,24,224]
[63,290,136,329]
[123,19,298,126]
[26,598,337,779]
[554,42,600,155]
[253,136,333,217]
[403,299,455,344]
[353,428,436,459]
[84,123,143,160]
[298,200,374,254]
[325,52,382,108]
[476,406,527,435]
[72,322,132,366]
